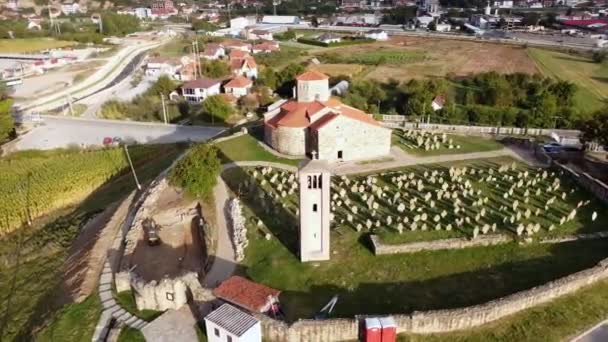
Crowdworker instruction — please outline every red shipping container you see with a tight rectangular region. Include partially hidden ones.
[364,317,382,342]
[379,316,396,342]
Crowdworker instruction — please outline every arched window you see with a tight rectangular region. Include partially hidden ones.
[312,175,318,189]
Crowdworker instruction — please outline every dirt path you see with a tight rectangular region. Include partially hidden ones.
[201,177,236,288]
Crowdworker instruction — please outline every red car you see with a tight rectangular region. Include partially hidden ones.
[102,137,113,145]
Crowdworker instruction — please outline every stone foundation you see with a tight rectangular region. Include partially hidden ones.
[370,234,512,255]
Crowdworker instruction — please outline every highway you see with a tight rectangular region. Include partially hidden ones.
[9,116,225,151]
[15,38,164,114]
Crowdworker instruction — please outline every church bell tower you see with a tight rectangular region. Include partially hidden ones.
[298,153,331,262]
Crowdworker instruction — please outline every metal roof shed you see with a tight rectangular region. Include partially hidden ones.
[204,304,261,342]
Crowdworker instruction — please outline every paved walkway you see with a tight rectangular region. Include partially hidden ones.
[141,306,198,342]
[330,147,529,175]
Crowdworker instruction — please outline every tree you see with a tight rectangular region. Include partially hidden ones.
[257,68,278,89]
[169,144,221,199]
[192,19,219,32]
[311,16,319,27]
[579,108,608,147]
[202,95,234,122]
[101,12,140,36]
[145,76,177,97]
[201,60,231,78]
[428,21,437,31]
[593,49,608,64]
[0,97,14,142]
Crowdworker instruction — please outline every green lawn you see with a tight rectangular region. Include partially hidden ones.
[214,133,300,166]
[0,145,185,341]
[527,48,608,113]
[118,327,146,342]
[36,294,101,342]
[392,130,504,156]
[115,291,164,322]
[397,280,608,342]
[0,38,75,53]
[222,165,608,322]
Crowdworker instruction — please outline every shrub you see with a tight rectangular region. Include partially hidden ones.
[169,144,220,199]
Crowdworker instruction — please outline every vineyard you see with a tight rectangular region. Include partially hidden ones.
[0,146,165,236]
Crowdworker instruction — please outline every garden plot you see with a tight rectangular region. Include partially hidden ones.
[392,129,504,156]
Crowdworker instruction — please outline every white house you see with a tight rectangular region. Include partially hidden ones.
[435,23,452,32]
[205,304,261,342]
[431,95,445,111]
[61,1,81,15]
[244,29,274,41]
[181,77,221,102]
[230,16,256,30]
[201,44,225,60]
[224,75,253,98]
[134,7,153,19]
[145,57,181,77]
[364,29,388,41]
[417,16,434,28]
[230,57,258,79]
[318,33,342,44]
[224,41,252,52]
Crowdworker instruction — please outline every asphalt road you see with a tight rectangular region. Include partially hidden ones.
[572,322,608,342]
[11,116,224,151]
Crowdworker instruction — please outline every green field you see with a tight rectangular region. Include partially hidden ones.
[222,163,608,322]
[215,133,300,166]
[0,145,185,341]
[527,48,608,113]
[321,48,426,66]
[392,131,504,156]
[0,38,75,53]
[36,295,101,342]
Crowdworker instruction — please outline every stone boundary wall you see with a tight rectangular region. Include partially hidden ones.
[382,120,580,139]
[252,258,608,340]
[554,162,608,205]
[212,131,245,144]
[370,234,511,255]
[540,231,608,244]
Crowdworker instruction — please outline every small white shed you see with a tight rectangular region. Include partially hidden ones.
[205,304,261,342]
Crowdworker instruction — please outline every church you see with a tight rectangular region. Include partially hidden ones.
[263,71,391,162]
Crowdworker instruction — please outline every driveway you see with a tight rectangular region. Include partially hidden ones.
[10,116,224,151]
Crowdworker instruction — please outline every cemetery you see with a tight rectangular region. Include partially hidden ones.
[392,129,504,156]
[220,156,608,322]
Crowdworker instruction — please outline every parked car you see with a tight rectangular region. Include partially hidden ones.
[102,137,113,145]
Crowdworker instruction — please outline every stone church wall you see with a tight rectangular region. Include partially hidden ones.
[317,115,391,162]
[272,126,307,156]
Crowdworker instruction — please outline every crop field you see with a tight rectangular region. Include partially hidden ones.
[527,47,608,113]
[309,37,538,83]
[0,38,75,53]
[222,160,608,322]
[0,145,184,341]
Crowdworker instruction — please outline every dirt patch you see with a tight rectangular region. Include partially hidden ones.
[314,36,538,83]
[130,186,207,282]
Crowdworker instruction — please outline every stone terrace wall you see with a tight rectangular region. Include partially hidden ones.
[370,234,511,255]
[555,162,608,205]
[252,258,608,340]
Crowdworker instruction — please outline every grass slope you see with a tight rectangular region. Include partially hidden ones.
[215,134,300,166]
[0,38,75,53]
[35,294,101,342]
[527,48,608,113]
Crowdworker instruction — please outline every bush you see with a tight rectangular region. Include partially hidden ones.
[592,50,607,64]
[169,144,220,199]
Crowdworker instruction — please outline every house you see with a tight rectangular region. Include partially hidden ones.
[252,42,280,54]
[151,0,177,17]
[417,16,434,28]
[224,75,253,98]
[201,43,225,60]
[214,276,281,313]
[317,33,342,44]
[230,16,257,30]
[145,57,181,77]
[181,77,221,102]
[204,304,261,342]
[134,7,153,19]
[264,71,391,162]
[61,1,81,15]
[27,17,42,30]
[230,57,258,79]
[244,29,274,41]
[229,49,251,60]
[364,29,388,41]
[175,62,197,81]
[431,95,445,111]
[225,41,252,52]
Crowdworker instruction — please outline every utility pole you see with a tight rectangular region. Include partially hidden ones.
[192,40,201,78]
[98,14,103,34]
[160,93,168,124]
[66,93,74,116]
[124,145,142,191]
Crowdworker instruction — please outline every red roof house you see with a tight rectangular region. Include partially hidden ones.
[213,276,281,313]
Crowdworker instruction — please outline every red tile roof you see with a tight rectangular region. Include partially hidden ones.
[296,70,329,81]
[230,57,257,71]
[309,112,339,131]
[229,50,250,60]
[266,97,380,129]
[213,276,280,313]
[182,77,220,89]
[225,75,252,88]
